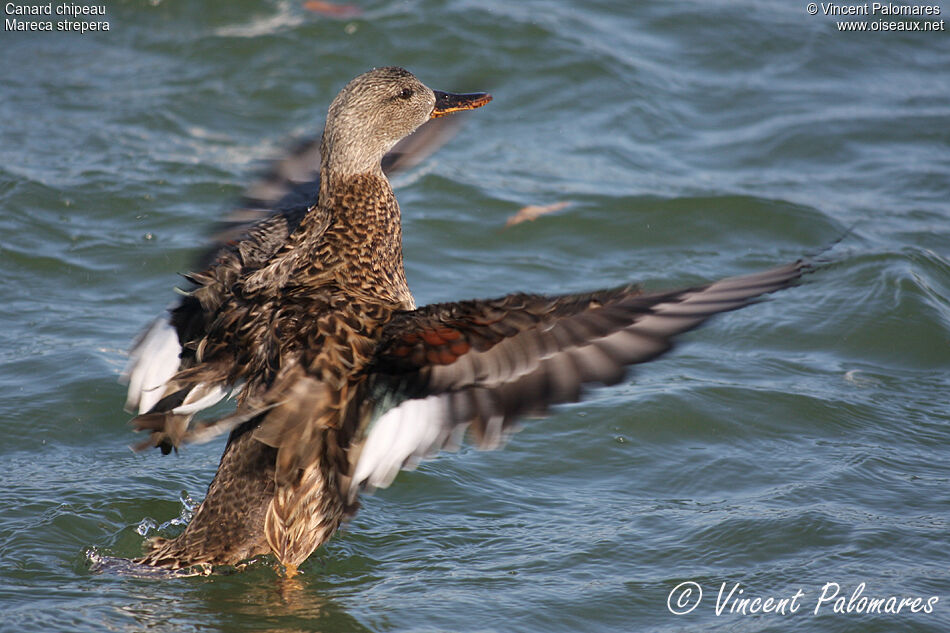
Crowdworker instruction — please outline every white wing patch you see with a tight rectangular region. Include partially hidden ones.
[352,396,459,496]
[171,382,228,415]
[122,317,181,414]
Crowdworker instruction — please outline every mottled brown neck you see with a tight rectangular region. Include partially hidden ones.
[316,173,414,308]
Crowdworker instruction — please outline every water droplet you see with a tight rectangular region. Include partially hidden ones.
[180,490,198,513]
[136,517,158,536]
[158,491,198,529]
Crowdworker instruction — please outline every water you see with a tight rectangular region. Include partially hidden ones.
[1,1,948,631]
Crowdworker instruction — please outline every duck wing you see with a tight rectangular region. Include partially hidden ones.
[350,261,807,496]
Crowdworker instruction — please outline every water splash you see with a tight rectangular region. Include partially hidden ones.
[135,517,158,537]
[136,491,198,537]
[86,547,212,578]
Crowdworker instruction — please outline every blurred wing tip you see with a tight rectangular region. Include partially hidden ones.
[123,317,182,414]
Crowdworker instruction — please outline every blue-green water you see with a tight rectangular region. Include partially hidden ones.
[1,1,948,632]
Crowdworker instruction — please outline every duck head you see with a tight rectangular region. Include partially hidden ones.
[321,66,491,178]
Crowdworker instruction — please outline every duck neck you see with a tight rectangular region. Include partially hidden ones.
[316,170,414,309]
[319,120,390,182]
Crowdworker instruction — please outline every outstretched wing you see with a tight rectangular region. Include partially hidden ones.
[122,116,466,418]
[351,261,807,495]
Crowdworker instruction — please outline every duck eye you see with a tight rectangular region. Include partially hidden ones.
[397,87,413,99]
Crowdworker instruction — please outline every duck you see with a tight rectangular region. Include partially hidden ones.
[122,66,807,576]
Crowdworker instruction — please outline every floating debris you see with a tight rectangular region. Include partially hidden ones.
[505,201,572,228]
[303,1,363,18]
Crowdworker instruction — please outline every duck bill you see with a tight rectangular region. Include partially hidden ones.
[431,91,492,118]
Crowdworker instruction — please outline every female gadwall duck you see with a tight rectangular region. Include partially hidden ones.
[123,66,806,576]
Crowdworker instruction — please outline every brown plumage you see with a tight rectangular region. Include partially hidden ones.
[123,66,809,575]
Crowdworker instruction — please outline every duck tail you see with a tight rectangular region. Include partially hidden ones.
[264,460,343,573]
